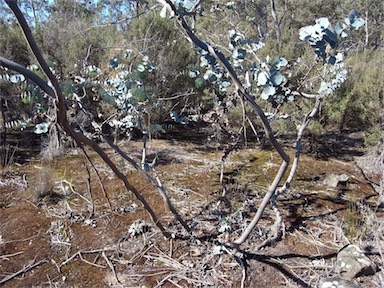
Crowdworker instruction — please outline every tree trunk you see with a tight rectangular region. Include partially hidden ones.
[270,0,281,42]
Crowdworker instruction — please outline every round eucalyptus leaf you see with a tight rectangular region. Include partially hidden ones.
[324,28,338,48]
[271,72,285,86]
[34,122,49,134]
[328,56,336,65]
[232,48,246,62]
[189,70,199,78]
[261,85,276,100]
[299,25,316,41]
[316,17,330,29]
[9,74,25,83]
[257,71,269,86]
[137,64,145,72]
[274,57,288,69]
[350,18,365,29]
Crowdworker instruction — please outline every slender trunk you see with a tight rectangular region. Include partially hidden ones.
[263,0,268,37]
[364,10,369,47]
[0,96,6,148]
[270,0,281,43]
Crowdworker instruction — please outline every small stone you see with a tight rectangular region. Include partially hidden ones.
[323,174,349,188]
[337,244,377,279]
[319,277,360,288]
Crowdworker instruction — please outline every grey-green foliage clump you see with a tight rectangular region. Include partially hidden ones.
[71,51,159,136]
[1,0,381,146]
[299,9,365,63]
[191,9,365,112]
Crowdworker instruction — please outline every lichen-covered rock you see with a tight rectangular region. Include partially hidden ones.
[337,244,376,279]
[323,174,349,188]
[319,277,360,288]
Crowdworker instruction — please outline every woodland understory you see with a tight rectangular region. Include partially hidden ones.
[0,0,383,287]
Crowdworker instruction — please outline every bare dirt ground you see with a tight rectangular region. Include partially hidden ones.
[0,138,383,287]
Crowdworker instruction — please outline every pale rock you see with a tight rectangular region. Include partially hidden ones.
[323,174,349,188]
[337,244,376,279]
[319,277,360,288]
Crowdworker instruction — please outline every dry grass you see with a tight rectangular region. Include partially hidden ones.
[1,139,383,287]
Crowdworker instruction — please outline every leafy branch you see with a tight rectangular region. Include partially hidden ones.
[158,0,290,247]
[1,0,192,239]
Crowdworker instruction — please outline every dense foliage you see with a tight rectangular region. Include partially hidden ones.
[0,0,383,146]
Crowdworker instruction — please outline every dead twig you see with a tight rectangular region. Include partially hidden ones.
[2,232,41,244]
[81,148,112,213]
[222,246,247,288]
[60,247,116,268]
[0,251,24,260]
[79,253,106,268]
[102,251,121,285]
[0,259,47,285]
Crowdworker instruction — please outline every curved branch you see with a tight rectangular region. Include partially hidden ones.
[0,57,54,96]
[258,96,323,250]
[4,0,172,238]
[290,90,320,99]
[160,0,290,246]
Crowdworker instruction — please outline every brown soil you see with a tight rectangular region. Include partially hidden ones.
[0,139,383,287]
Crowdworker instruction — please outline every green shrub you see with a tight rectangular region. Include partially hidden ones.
[323,48,383,144]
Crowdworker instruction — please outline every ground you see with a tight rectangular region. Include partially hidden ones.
[0,137,383,287]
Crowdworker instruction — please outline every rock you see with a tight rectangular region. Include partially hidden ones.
[348,131,365,140]
[337,244,377,279]
[323,174,349,188]
[319,277,360,288]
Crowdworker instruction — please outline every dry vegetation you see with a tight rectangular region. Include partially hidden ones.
[0,138,383,287]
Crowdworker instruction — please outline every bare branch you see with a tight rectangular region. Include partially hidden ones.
[159,0,290,247]
[4,0,171,238]
[0,57,54,96]
[0,259,48,285]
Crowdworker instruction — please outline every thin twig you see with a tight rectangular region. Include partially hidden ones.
[2,232,41,244]
[82,147,112,212]
[0,251,24,260]
[60,247,116,267]
[0,259,47,285]
[80,150,96,215]
[102,251,121,285]
[79,253,106,268]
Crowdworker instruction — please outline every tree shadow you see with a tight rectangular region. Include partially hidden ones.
[243,250,339,288]
[304,132,365,160]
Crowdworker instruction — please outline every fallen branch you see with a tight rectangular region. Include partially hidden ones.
[0,259,47,285]
[60,247,116,268]
[0,251,24,260]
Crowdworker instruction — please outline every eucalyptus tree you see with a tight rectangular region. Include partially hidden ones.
[155,0,366,248]
[1,0,194,238]
[0,0,367,254]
